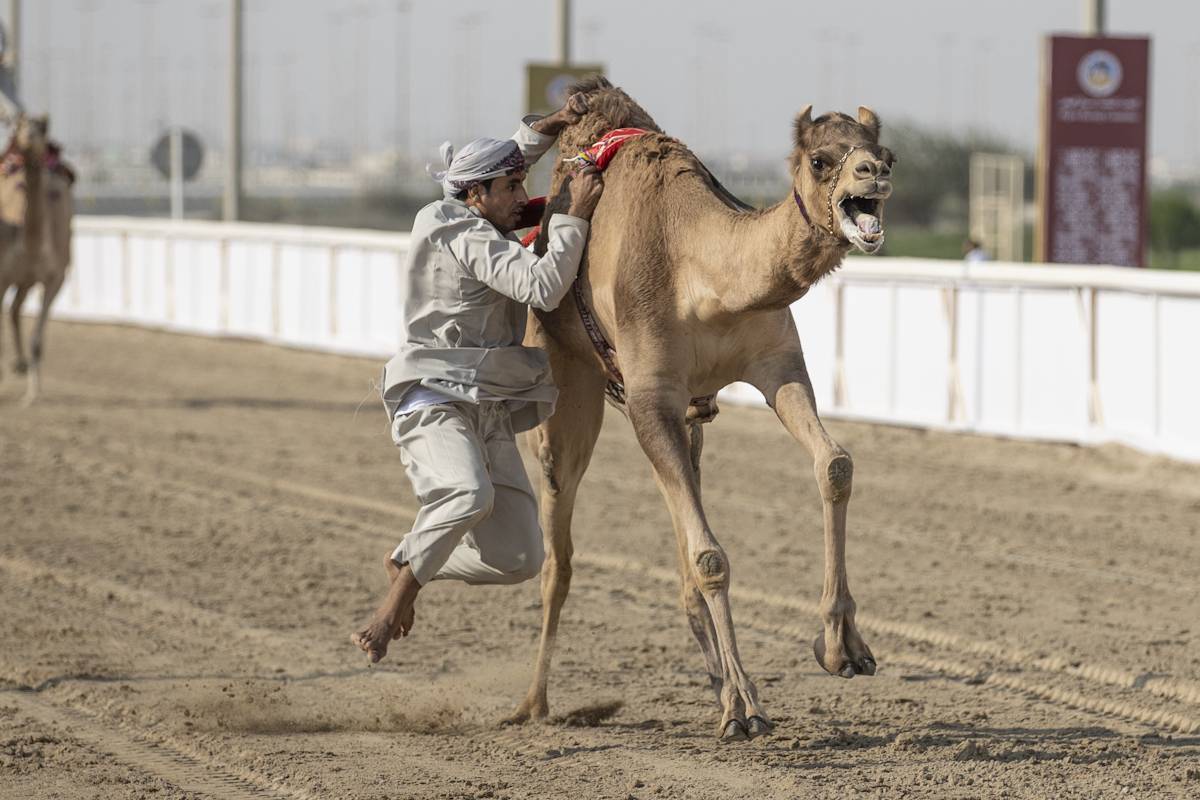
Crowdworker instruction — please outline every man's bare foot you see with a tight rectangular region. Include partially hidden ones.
[386,557,415,639]
[350,556,420,663]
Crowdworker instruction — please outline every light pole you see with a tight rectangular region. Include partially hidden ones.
[225,0,242,221]
[1084,0,1106,36]
[555,0,570,66]
[7,0,18,94]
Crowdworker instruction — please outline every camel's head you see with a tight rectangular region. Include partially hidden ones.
[14,113,50,159]
[789,106,894,254]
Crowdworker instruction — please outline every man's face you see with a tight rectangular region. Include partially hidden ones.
[468,169,529,233]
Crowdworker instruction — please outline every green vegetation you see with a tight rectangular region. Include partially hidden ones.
[878,121,1200,270]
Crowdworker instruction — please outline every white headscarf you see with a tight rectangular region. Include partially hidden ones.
[427,137,525,199]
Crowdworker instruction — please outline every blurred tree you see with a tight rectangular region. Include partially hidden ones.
[880,123,1021,227]
[1149,190,1200,267]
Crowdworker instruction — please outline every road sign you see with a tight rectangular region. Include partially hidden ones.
[151,129,204,181]
[1037,35,1150,267]
[525,63,605,116]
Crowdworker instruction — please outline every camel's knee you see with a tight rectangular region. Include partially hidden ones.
[816,450,853,503]
[537,438,561,496]
[692,547,729,591]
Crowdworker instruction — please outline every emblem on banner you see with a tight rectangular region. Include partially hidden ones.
[1077,50,1123,97]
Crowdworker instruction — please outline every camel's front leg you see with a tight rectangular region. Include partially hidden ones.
[748,353,876,679]
[625,383,771,740]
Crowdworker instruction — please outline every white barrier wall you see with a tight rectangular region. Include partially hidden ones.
[38,216,1200,463]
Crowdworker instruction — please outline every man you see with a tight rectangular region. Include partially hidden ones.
[351,94,603,663]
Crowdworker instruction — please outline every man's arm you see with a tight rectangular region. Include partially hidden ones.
[449,214,588,312]
[511,93,590,169]
[450,167,605,311]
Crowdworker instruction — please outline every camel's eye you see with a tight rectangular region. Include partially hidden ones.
[810,157,826,172]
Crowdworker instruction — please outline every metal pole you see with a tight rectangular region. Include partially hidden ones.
[7,0,18,92]
[224,0,242,221]
[1084,0,1106,36]
[169,127,183,220]
[555,0,570,66]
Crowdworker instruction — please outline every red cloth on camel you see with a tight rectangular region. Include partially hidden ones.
[518,128,650,247]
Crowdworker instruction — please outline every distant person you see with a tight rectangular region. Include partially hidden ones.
[350,94,604,664]
[962,238,991,263]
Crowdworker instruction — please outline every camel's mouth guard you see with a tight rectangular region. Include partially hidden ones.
[837,195,885,254]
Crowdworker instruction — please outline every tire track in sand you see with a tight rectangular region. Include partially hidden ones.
[4,690,311,800]
[9,427,1200,735]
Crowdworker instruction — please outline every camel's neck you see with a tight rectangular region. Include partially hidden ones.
[21,151,44,250]
[685,193,849,316]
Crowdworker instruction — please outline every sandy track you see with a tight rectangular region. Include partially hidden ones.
[2,321,1199,799]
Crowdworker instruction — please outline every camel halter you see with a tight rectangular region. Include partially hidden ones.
[792,144,862,238]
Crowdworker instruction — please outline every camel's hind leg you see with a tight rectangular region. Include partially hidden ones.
[677,422,724,702]
[8,283,29,376]
[625,382,771,741]
[23,276,62,406]
[747,352,876,679]
[507,346,607,724]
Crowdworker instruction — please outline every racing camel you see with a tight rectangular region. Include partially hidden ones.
[510,78,895,740]
[0,113,74,405]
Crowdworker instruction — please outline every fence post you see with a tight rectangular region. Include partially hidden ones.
[328,245,339,342]
[945,285,964,423]
[1013,287,1022,431]
[120,232,131,315]
[1087,287,1102,427]
[1153,293,1162,439]
[271,242,281,338]
[833,281,847,408]
[219,236,231,332]
[164,232,175,325]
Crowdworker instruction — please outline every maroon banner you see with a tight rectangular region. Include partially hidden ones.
[1038,35,1150,267]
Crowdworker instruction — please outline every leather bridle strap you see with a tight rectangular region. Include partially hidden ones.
[794,144,862,238]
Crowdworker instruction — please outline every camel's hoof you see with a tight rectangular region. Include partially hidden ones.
[746,716,773,739]
[13,361,27,375]
[813,631,875,678]
[720,719,749,742]
[501,704,546,727]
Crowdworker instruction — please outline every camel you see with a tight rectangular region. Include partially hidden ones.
[0,113,74,405]
[509,77,895,740]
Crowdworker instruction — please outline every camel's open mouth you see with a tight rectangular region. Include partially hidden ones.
[836,195,885,254]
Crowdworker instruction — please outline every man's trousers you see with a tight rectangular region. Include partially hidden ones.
[390,401,544,586]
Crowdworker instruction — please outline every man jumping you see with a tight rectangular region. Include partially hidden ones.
[351,94,603,663]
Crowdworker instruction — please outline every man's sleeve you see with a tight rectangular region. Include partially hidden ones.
[512,115,557,169]
[449,213,589,311]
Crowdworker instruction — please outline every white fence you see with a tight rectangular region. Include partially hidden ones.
[35,216,1200,463]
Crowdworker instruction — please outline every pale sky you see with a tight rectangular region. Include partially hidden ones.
[15,0,1200,178]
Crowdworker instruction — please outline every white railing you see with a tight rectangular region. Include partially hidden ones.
[34,216,1200,463]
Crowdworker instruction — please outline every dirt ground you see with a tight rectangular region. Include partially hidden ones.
[2,321,1199,800]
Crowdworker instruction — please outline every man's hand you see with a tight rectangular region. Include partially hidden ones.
[567,166,604,221]
[531,93,589,137]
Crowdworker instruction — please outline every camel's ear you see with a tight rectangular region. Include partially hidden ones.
[858,106,881,139]
[792,104,814,148]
